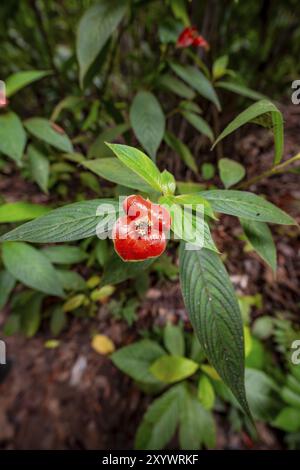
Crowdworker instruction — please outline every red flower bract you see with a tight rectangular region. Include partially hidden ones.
[176,26,209,50]
[112,195,171,262]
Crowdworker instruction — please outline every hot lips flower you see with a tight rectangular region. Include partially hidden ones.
[176,26,209,50]
[112,195,171,262]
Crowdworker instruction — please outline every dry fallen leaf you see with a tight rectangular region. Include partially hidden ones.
[91,334,115,355]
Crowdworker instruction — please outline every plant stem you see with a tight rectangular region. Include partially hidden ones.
[237,153,300,189]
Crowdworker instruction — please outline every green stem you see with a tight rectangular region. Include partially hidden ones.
[237,153,300,189]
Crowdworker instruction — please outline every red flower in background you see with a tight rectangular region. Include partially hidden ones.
[176,27,209,50]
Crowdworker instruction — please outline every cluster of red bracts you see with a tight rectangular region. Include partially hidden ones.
[112,195,171,262]
[176,26,209,50]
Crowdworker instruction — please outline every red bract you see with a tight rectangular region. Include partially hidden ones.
[112,195,171,261]
[176,26,209,50]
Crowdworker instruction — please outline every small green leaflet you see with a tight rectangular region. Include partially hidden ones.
[0,112,26,164]
[5,70,51,97]
[24,118,73,153]
[28,144,50,194]
[216,81,267,101]
[158,74,195,100]
[240,219,277,272]
[106,143,162,192]
[130,91,165,160]
[0,202,50,223]
[218,158,245,188]
[212,100,283,164]
[170,63,221,111]
[164,131,198,174]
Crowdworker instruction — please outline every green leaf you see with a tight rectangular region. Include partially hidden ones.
[130,91,165,160]
[272,407,300,432]
[171,63,221,111]
[240,219,277,271]
[179,390,216,449]
[218,158,245,188]
[150,355,198,383]
[50,305,67,336]
[164,323,185,356]
[0,202,50,223]
[0,270,16,309]
[101,252,154,285]
[182,111,214,142]
[174,193,215,219]
[160,170,176,196]
[212,55,229,80]
[212,100,283,164]
[198,375,215,410]
[164,131,197,173]
[88,123,130,158]
[106,143,162,192]
[6,70,51,97]
[28,144,49,193]
[201,190,295,224]
[179,244,252,421]
[21,292,43,338]
[111,339,165,385]
[41,245,88,264]
[0,112,26,163]
[0,199,119,243]
[76,0,127,87]
[24,118,73,153]
[82,158,153,192]
[56,269,86,292]
[135,384,185,450]
[245,368,281,421]
[158,74,195,100]
[201,163,215,180]
[216,81,267,101]
[2,242,64,297]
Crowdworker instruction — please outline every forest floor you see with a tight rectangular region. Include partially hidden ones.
[0,104,299,450]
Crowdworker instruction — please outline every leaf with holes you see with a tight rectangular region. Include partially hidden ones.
[179,244,253,422]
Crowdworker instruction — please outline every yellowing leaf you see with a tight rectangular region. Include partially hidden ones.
[91,285,115,302]
[244,326,253,357]
[92,334,115,355]
[86,275,101,289]
[63,294,86,312]
[201,364,221,381]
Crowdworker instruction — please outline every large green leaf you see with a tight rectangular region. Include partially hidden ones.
[0,202,50,223]
[164,131,197,173]
[240,219,276,271]
[171,63,221,110]
[212,100,283,164]
[82,158,153,192]
[24,118,73,153]
[216,81,267,101]
[106,143,162,191]
[28,144,49,194]
[0,112,26,164]
[150,355,198,383]
[182,110,214,142]
[111,339,165,385]
[0,199,119,243]
[6,70,51,97]
[218,158,245,188]
[130,91,165,160]
[179,390,216,449]
[135,384,185,450]
[76,0,127,86]
[179,244,252,421]
[2,242,64,297]
[201,190,295,224]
